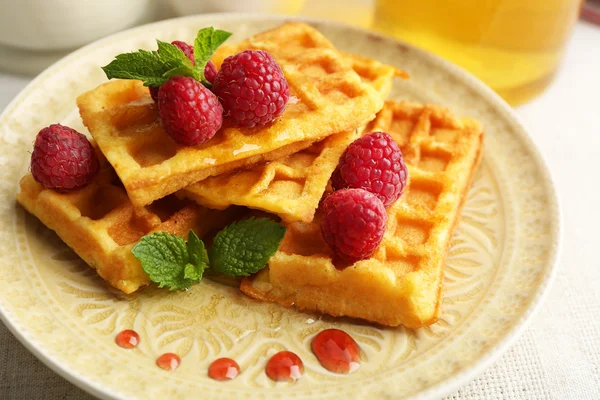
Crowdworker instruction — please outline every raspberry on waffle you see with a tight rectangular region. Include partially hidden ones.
[17,152,242,294]
[158,76,223,146]
[149,40,217,101]
[30,124,99,192]
[320,189,388,261]
[213,49,290,128]
[179,52,406,223]
[332,131,408,207]
[77,22,386,207]
[240,101,484,328]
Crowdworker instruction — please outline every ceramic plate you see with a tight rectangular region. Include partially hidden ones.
[0,14,560,400]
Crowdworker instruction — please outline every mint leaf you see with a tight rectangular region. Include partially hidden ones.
[132,232,196,290]
[101,27,231,88]
[184,262,206,281]
[163,66,197,80]
[101,40,195,87]
[101,50,172,87]
[208,218,286,277]
[193,27,231,86]
[156,40,193,69]
[188,231,209,266]
[132,230,210,290]
[184,231,209,281]
[156,40,198,80]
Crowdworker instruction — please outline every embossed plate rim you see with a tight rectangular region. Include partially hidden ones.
[0,13,561,400]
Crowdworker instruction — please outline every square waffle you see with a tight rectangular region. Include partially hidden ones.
[240,101,484,328]
[77,22,385,207]
[16,154,242,294]
[179,53,407,223]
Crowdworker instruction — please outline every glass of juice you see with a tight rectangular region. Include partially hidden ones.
[373,0,582,105]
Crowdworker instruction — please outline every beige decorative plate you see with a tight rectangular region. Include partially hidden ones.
[0,14,560,400]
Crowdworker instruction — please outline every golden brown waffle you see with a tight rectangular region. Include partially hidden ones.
[77,22,385,207]
[240,101,484,328]
[212,45,408,94]
[179,53,406,223]
[342,52,408,96]
[179,130,359,223]
[16,155,241,294]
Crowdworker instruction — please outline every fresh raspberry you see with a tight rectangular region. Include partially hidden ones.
[158,76,223,146]
[30,124,99,192]
[320,189,388,261]
[203,60,218,84]
[149,40,218,101]
[332,132,408,207]
[170,40,194,61]
[212,50,289,128]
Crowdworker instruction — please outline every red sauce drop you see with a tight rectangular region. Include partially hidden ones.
[156,353,181,371]
[265,351,304,382]
[115,329,140,349]
[208,357,241,381]
[311,329,361,374]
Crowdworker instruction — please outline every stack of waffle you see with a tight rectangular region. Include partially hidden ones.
[16,23,483,328]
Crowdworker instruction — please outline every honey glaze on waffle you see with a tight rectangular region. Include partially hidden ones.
[77,22,386,207]
[241,101,484,328]
[16,153,243,294]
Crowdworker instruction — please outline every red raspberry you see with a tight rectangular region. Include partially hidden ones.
[170,40,194,61]
[149,40,218,101]
[30,124,99,192]
[212,50,289,128]
[320,189,388,261]
[203,60,218,84]
[332,132,408,207]
[158,76,223,146]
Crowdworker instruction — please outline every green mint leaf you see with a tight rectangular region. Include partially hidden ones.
[163,66,196,79]
[193,27,232,86]
[208,218,286,277]
[184,262,207,281]
[156,40,194,69]
[101,40,195,87]
[102,27,230,88]
[132,231,197,290]
[155,40,198,80]
[184,231,209,281]
[187,231,209,266]
[101,50,171,87]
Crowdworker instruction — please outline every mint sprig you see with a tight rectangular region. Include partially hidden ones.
[193,27,231,84]
[132,218,286,290]
[209,218,287,277]
[100,50,173,87]
[101,27,231,88]
[131,231,208,290]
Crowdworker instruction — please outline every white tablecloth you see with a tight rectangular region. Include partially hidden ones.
[0,21,599,400]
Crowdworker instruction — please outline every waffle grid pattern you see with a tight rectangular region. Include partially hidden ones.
[241,101,484,328]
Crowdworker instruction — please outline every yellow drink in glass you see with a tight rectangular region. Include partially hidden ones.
[374,0,582,105]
